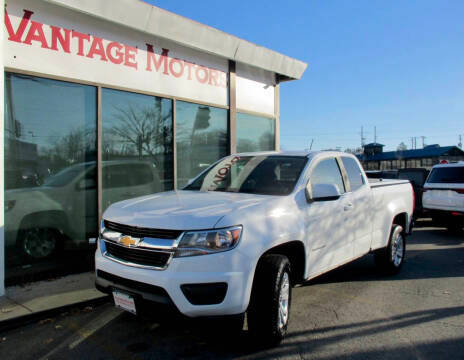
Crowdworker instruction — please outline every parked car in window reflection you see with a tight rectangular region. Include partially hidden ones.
[5,160,162,260]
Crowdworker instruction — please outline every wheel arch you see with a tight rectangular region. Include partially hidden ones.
[392,212,408,233]
[18,210,69,240]
[261,240,306,285]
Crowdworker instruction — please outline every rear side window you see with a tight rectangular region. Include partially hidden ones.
[104,164,154,188]
[341,157,365,191]
[310,158,346,194]
[427,167,464,184]
[104,165,132,188]
[131,164,154,186]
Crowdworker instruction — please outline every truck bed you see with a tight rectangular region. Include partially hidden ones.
[369,179,410,188]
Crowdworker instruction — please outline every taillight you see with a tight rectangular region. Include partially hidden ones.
[455,189,464,194]
[451,212,464,216]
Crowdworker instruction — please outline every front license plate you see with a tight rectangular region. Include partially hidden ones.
[112,290,136,314]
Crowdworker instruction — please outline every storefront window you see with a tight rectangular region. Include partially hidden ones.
[4,73,97,279]
[236,112,275,153]
[176,101,228,188]
[101,89,173,211]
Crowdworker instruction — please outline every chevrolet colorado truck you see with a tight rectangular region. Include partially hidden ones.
[95,151,414,345]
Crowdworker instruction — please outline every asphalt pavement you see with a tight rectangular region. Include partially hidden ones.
[1,221,463,360]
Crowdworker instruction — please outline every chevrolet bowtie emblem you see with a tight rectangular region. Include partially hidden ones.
[118,235,140,247]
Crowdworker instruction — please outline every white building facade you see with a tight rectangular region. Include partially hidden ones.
[1,0,306,294]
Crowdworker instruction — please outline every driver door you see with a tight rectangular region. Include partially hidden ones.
[305,157,352,277]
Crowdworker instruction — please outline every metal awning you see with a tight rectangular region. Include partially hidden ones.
[44,0,308,80]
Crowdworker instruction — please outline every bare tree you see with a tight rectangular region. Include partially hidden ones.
[108,99,172,159]
[397,142,407,151]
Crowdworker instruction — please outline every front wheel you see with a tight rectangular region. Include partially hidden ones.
[374,224,405,274]
[247,254,292,347]
[18,227,60,261]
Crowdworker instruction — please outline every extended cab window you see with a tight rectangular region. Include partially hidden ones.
[310,158,346,194]
[185,155,307,196]
[341,157,365,191]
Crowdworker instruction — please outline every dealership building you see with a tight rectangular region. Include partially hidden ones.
[0,0,306,295]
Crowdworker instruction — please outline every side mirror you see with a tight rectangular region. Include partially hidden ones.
[306,183,341,202]
[77,178,97,191]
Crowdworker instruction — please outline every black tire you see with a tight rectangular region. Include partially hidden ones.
[17,227,61,261]
[247,254,291,347]
[374,224,405,274]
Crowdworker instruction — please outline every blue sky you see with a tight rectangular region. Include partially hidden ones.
[147,0,464,151]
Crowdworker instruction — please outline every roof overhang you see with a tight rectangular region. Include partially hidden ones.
[43,0,308,80]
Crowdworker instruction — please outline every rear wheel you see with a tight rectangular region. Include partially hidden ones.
[247,254,291,347]
[374,224,405,274]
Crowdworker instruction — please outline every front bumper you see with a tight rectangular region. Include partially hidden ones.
[95,244,255,317]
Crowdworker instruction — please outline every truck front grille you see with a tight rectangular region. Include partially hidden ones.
[104,220,182,240]
[104,241,172,268]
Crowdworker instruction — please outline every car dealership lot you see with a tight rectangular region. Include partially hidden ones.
[1,220,463,360]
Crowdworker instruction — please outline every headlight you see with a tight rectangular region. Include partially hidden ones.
[174,226,242,257]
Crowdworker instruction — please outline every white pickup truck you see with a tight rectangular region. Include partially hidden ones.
[95,151,414,345]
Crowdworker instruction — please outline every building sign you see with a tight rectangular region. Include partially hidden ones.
[4,0,228,106]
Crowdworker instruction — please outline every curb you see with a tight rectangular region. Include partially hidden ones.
[0,295,111,333]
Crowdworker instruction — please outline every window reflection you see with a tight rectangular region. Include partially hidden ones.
[101,88,173,211]
[4,73,97,272]
[176,101,228,188]
[236,112,275,153]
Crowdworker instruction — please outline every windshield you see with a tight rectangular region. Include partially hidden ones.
[43,163,90,187]
[184,155,307,196]
[427,167,464,184]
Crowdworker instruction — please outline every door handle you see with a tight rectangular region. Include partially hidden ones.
[344,203,353,211]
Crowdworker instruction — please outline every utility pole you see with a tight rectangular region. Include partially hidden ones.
[361,126,366,147]
[374,126,377,143]
[411,137,414,149]
[459,135,462,149]
[421,136,426,148]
